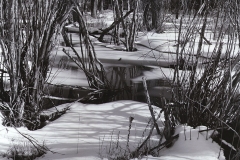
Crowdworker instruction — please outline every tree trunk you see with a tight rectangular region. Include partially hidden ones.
[91,0,98,18]
[98,0,103,13]
[107,0,112,9]
[143,3,150,31]
[151,0,158,29]
[83,0,88,11]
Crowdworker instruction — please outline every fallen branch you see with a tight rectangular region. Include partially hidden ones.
[98,9,134,42]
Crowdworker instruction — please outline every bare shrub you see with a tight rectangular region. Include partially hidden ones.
[0,0,72,129]
[160,1,240,158]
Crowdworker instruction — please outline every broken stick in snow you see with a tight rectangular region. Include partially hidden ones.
[142,77,161,135]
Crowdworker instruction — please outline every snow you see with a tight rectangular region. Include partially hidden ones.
[47,67,89,87]
[0,101,224,160]
[131,67,175,82]
[157,126,225,160]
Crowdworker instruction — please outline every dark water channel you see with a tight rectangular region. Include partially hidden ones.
[43,62,172,109]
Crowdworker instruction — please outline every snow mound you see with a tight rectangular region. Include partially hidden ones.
[155,126,225,160]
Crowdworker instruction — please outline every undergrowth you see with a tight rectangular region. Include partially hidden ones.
[1,140,47,160]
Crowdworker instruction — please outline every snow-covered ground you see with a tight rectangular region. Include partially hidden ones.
[0,101,225,160]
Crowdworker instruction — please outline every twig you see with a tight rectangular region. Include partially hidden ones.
[142,77,161,135]
[147,134,179,154]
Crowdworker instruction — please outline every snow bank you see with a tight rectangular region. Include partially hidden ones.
[155,126,225,160]
[0,101,225,160]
